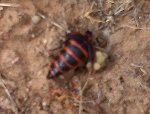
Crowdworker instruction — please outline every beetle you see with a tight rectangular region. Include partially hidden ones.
[47,31,95,79]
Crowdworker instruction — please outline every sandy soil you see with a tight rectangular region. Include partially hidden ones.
[0,0,150,114]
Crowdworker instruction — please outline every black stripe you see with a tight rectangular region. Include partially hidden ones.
[53,67,61,76]
[66,33,85,41]
[66,34,89,52]
[68,44,86,60]
[57,56,70,71]
[61,49,77,66]
[66,33,86,44]
[53,64,61,75]
[49,64,60,78]
[47,71,53,79]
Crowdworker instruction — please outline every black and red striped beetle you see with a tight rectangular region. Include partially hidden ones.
[47,31,95,79]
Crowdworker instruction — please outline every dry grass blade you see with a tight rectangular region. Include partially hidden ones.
[83,2,104,24]
[49,20,65,31]
[48,19,70,33]
[0,3,20,7]
[37,12,69,32]
[79,75,90,114]
[0,74,19,114]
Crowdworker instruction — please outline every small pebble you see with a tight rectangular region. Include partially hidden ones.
[42,101,47,107]
[11,57,19,64]
[86,62,92,69]
[94,63,101,71]
[42,39,47,44]
[31,34,35,38]
[32,15,41,24]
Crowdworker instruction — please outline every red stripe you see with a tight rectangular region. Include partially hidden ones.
[64,46,81,62]
[71,32,80,35]
[69,39,88,58]
[54,60,64,73]
[58,52,74,68]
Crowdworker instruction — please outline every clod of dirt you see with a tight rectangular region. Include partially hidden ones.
[0,7,3,11]
[50,101,63,114]
[0,9,19,32]
[0,49,19,69]
[0,96,11,110]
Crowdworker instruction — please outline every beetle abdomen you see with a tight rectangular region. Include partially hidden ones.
[47,32,94,79]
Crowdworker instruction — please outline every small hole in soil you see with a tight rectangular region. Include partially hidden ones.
[119,77,124,83]
[9,15,12,20]
[82,109,88,113]
[109,87,112,91]
[55,93,61,97]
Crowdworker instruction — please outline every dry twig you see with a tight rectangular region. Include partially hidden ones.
[0,74,19,114]
[79,79,89,114]
[49,20,66,31]
[83,2,104,24]
[130,63,147,75]
[38,12,70,33]
[0,3,20,7]
[48,19,71,33]
[78,71,93,114]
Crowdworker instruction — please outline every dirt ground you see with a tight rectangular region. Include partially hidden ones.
[0,0,150,114]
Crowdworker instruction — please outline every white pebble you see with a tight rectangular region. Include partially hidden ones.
[31,34,35,38]
[32,15,41,24]
[11,57,19,64]
[42,101,47,107]
[42,39,47,44]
